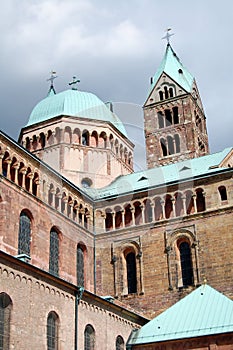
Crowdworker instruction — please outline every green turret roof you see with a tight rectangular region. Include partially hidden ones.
[150,44,194,94]
[127,284,233,346]
[26,89,127,137]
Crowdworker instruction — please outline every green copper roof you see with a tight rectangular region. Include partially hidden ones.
[150,44,194,94]
[26,89,127,137]
[127,285,233,346]
[85,148,232,199]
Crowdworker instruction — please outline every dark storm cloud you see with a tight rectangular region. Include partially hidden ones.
[0,0,232,169]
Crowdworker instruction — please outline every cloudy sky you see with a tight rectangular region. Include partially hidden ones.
[1,0,232,169]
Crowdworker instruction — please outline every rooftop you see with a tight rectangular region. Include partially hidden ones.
[127,284,233,346]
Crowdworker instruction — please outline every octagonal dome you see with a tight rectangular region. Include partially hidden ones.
[26,89,127,137]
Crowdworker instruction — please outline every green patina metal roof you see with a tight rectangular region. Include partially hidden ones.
[26,89,127,137]
[127,284,233,346]
[85,148,232,199]
[149,44,194,95]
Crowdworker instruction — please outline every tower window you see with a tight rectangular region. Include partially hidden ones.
[158,112,164,128]
[18,211,31,256]
[173,106,179,124]
[179,241,193,286]
[169,87,174,98]
[167,136,174,155]
[126,252,137,294]
[218,186,227,201]
[159,90,163,101]
[160,138,167,156]
[174,134,180,153]
[164,86,169,99]
[165,109,172,127]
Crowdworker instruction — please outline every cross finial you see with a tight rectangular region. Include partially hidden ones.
[69,76,80,90]
[47,71,58,87]
[162,28,174,44]
[47,71,57,95]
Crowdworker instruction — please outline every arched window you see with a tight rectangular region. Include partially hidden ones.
[218,186,227,201]
[77,244,84,287]
[116,335,124,350]
[49,228,59,276]
[169,87,174,98]
[160,138,167,157]
[47,311,59,350]
[165,109,172,126]
[174,134,180,153]
[82,131,89,146]
[159,90,163,101]
[196,188,206,212]
[158,112,164,128]
[167,136,174,155]
[126,252,137,294]
[173,106,179,124]
[0,293,12,350]
[179,241,193,286]
[18,211,31,256]
[84,324,95,350]
[164,86,169,99]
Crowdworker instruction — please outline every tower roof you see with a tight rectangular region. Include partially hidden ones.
[150,44,194,94]
[26,89,127,137]
[127,284,233,346]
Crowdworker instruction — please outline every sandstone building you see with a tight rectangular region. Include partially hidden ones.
[0,41,232,349]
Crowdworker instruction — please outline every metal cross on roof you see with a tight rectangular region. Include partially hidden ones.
[47,71,58,87]
[69,76,80,90]
[162,28,174,44]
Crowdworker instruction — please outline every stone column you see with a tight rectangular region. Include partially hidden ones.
[182,195,187,215]
[121,210,125,228]
[20,168,27,189]
[111,212,116,230]
[13,163,20,185]
[150,203,155,222]
[6,159,11,179]
[131,207,135,226]
[140,204,145,224]
[161,199,166,219]
[193,194,197,213]
[28,172,34,193]
[171,198,176,218]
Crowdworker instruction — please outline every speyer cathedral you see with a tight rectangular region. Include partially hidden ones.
[0,40,233,350]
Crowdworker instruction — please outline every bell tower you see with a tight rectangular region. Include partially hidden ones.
[144,42,209,169]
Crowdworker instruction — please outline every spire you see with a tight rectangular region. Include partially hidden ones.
[47,71,57,96]
[150,42,194,94]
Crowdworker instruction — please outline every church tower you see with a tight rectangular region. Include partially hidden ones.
[144,42,209,168]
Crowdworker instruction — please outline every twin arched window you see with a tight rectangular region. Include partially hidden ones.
[47,312,59,350]
[18,211,31,256]
[84,324,95,350]
[49,229,59,276]
[0,293,12,350]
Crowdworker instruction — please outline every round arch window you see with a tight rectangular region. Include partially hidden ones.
[81,178,92,188]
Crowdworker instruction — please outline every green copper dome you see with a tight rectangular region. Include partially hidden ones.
[27,89,127,137]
